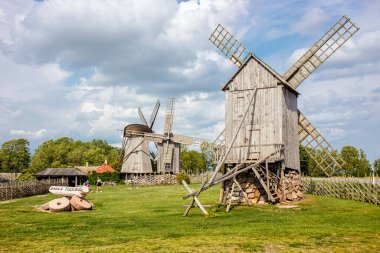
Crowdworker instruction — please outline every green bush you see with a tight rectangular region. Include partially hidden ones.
[88,172,121,185]
[16,173,35,181]
[176,173,190,185]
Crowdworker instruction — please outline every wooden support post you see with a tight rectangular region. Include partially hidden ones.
[182,180,208,216]
[281,162,285,202]
[226,167,251,206]
[265,160,269,190]
[226,183,236,212]
[219,166,227,203]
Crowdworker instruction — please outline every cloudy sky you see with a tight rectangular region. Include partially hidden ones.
[0,0,379,162]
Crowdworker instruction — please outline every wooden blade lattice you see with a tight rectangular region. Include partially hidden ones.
[201,129,225,165]
[298,111,345,177]
[209,24,250,67]
[138,107,148,126]
[149,99,160,129]
[284,16,359,88]
[164,98,175,135]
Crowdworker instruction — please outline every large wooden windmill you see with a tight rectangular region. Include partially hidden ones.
[183,16,359,214]
[122,98,197,174]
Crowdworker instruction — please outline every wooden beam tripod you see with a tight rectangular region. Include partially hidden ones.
[182,180,209,216]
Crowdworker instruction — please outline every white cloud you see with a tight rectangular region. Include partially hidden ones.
[292,8,329,35]
[10,129,47,138]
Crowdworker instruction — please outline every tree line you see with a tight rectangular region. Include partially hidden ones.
[0,138,121,176]
[0,137,379,177]
[300,145,376,177]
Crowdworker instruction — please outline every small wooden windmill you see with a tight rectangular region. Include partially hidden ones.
[122,98,197,174]
[183,16,359,215]
[121,99,160,174]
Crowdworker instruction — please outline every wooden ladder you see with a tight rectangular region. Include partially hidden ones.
[251,166,279,203]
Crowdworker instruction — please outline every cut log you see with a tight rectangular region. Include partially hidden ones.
[70,195,92,211]
[49,197,71,212]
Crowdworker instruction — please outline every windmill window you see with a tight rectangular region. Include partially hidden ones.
[165,163,171,170]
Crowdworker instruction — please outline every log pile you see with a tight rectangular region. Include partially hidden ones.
[224,170,304,204]
[278,170,304,201]
[224,171,269,204]
[36,195,93,212]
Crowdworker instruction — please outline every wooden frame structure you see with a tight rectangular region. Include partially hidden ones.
[183,15,359,215]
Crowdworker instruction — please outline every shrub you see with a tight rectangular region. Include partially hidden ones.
[176,173,190,185]
[88,172,121,185]
[16,173,35,181]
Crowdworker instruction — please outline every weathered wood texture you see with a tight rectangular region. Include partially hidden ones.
[125,172,211,187]
[224,57,299,170]
[156,142,181,174]
[282,88,300,170]
[121,137,152,173]
[302,177,380,205]
[0,179,68,201]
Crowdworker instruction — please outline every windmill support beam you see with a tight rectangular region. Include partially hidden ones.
[182,180,208,216]
[208,87,258,184]
[183,146,283,200]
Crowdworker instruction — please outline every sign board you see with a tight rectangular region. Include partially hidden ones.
[49,186,89,197]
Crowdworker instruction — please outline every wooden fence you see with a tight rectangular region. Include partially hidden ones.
[302,177,380,205]
[126,172,211,187]
[0,179,68,201]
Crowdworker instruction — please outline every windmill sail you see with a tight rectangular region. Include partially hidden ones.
[164,98,175,135]
[209,24,250,67]
[149,99,160,129]
[283,16,359,88]
[138,107,148,126]
[298,111,345,176]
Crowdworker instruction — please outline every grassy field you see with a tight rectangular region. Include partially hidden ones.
[0,184,379,252]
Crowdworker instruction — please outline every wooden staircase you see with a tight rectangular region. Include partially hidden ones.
[251,165,279,203]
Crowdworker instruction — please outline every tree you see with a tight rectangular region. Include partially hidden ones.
[299,145,326,177]
[31,137,121,173]
[181,149,207,174]
[373,158,380,174]
[340,146,371,176]
[0,139,31,172]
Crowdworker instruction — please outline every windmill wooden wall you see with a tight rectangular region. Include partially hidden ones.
[121,137,153,173]
[156,142,181,174]
[223,56,299,170]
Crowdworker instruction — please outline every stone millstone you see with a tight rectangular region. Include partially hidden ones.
[49,197,71,212]
[70,195,92,211]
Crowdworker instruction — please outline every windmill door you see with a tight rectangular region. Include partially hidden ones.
[245,124,260,160]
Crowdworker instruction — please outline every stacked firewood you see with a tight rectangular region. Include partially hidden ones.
[224,170,304,204]
[278,171,304,201]
[225,177,271,204]
[36,195,93,212]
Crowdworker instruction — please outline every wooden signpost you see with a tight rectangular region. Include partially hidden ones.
[49,186,89,197]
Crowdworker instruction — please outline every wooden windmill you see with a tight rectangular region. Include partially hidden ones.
[183,16,359,215]
[123,98,198,174]
[121,100,160,174]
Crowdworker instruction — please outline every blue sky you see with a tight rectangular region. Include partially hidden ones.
[0,0,379,163]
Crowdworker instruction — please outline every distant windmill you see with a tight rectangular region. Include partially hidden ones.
[122,98,201,174]
[121,99,160,174]
[183,16,359,214]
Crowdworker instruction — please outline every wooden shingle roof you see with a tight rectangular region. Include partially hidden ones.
[34,168,86,177]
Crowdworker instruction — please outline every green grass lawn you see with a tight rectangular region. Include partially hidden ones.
[0,184,379,252]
